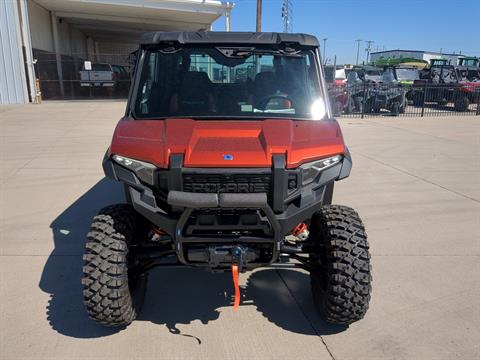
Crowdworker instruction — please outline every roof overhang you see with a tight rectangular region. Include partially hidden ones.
[33,0,232,34]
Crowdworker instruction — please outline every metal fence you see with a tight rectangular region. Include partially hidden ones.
[328,82,480,117]
[31,49,480,117]
[33,50,132,100]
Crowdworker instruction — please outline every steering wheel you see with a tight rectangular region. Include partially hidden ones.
[258,94,294,111]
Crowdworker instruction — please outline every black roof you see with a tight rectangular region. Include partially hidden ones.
[140,31,319,47]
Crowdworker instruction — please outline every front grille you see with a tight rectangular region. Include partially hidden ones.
[183,173,272,195]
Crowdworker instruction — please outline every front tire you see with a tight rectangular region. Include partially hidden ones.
[309,205,371,324]
[82,204,146,327]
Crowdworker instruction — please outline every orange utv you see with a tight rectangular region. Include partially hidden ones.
[82,31,372,327]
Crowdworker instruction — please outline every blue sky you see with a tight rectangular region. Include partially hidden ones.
[212,0,479,64]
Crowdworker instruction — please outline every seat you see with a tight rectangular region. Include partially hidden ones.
[253,72,278,109]
[170,71,215,114]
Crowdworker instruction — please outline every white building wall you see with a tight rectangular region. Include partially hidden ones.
[70,26,87,57]
[57,20,71,55]
[27,0,53,52]
[27,0,87,56]
[0,0,29,104]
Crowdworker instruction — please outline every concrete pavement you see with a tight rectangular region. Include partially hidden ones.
[1,102,479,360]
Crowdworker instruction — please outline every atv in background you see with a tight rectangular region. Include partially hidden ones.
[345,67,407,114]
[457,67,480,82]
[383,66,420,101]
[373,70,408,113]
[456,54,480,82]
[383,66,420,86]
[344,70,374,113]
[413,64,479,111]
[352,65,383,83]
[458,56,479,68]
[456,66,480,106]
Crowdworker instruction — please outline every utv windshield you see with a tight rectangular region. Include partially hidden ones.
[458,69,480,82]
[395,68,419,81]
[364,70,383,82]
[132,47,322,119]
[431,66,457,83]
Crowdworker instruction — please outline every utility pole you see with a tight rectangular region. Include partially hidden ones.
[225,2,232,31]
[322,38,327,65]
[355,39,362,65]
[256,0,262,32]
[365,40,374,64]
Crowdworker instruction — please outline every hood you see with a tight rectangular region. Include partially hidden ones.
[109,118,346,169]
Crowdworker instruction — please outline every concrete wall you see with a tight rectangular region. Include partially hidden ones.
[0,0,29,104]
[27,0,87,57]
[70,26,87,57]
[57,20,87,56]
[57,20,71,55]
[27,0,53,52]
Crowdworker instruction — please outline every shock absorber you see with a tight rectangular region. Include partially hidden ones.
[281,222,310,256]
[291,222,309,241]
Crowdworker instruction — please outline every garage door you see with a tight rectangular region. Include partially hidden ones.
[0,0,28,104]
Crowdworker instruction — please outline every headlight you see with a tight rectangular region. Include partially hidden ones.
[112,154,156,185]
[300,155,343,186]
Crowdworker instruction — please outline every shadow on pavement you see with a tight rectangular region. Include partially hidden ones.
[40,178,346,339]
[39,178,125,338]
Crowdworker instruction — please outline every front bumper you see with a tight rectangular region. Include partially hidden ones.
[103,152,351,268]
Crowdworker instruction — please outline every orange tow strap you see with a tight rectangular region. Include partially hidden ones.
[231,264,240,310]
